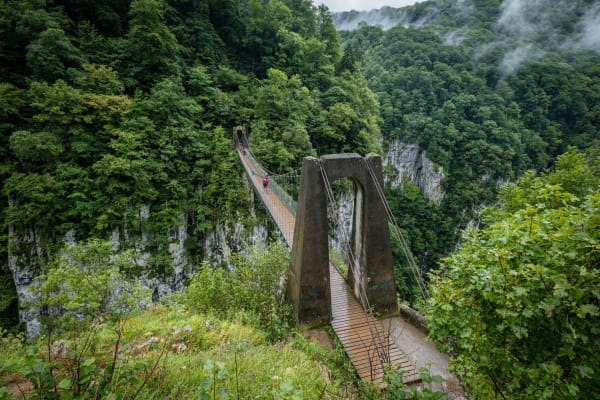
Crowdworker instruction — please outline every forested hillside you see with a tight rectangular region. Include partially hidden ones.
[0,0,381,332]
[1,0,599,332]
[337,0,600,301]
[1,0,598,324]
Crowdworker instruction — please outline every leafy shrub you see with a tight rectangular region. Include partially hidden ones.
[0,329,26,386]
[427,149,600,399]
[184,242,293,341]
[31,239,151,336]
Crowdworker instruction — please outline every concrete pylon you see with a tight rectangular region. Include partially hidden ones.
[287,153,397,326]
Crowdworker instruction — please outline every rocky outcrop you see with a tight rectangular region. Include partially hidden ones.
[384,140,445,204]
[203,221,268,266]
[329,190,354,258]
[7,224,44,338]
[8,201,264,337]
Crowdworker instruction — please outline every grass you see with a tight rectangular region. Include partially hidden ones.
[0,330,27,387]
[0,305,353,399]
[0,242,366,398]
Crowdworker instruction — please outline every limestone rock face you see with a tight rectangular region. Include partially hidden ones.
[384,140,445,204]
[7,201,263,337]
[8,225,43,338]
[330,190,353,257]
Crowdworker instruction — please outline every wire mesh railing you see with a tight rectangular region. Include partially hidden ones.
[242,149,298,216]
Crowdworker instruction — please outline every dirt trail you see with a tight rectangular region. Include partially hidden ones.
[383,317,464,398]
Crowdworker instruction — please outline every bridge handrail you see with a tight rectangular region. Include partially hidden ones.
[234,128,298,216]
[244,149,298,216]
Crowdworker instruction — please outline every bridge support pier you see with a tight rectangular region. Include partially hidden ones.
[287,153,397,326]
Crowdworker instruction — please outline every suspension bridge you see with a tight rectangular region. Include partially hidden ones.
[233,127,424,385]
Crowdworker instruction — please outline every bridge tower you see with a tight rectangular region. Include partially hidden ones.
[287,154,397,325]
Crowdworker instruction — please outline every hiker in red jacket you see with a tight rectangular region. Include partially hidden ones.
[262,175,269,189]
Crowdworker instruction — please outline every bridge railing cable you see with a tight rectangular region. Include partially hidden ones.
[318,161,392,366]
[239,133,299,216]
[363,159,429,300]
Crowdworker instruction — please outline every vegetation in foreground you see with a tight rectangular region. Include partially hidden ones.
[0,241,448,399]
[428,149,600,399]
[0,242,352,399]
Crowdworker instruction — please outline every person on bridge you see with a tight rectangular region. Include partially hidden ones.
[238,142,246,155]
[262,175,269,190]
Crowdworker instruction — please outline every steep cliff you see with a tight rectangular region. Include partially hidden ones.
[8,198,265,337]
[384,140,445,204]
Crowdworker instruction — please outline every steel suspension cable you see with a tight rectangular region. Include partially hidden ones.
[318,161,391,364]
[362,159,429,300]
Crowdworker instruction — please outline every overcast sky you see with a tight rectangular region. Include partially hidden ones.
[312,0,421,12]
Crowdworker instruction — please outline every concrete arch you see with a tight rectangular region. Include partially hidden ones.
[287,153,397,325]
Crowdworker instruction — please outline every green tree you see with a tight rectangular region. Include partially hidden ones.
[316,4,340,64]
[26,27,84,82]
[313,71,381,155]
[198,126,247,231]
[122,0,181,90]
[72,63,125,95]
[32,239,151,335]
[24,79,130,167]
[427,149,600,399]
[250,68,315,172]
[185,242,292,341]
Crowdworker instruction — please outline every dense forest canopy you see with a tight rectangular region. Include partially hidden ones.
[0,0,382,330]
[337,0,600,302]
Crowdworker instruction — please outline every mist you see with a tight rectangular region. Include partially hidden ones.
[489,0,600,74]
[330,0,600,75]
[570,3,600,53]
[332,2,445,31]
[313,0,421,12]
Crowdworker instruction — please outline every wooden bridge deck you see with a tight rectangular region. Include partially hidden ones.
[237,146,420,385]
[330,265,420,384]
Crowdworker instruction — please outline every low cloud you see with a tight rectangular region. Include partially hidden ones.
[332,3,443,31]
[491,0,599,74]
[333,8,409,31]
[568,3,600,53]
[499,45,545,75]
[496,0,538,38]
[313,0,421,13]
[443,29,465,46]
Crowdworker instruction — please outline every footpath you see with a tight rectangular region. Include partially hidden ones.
[383,316,465,399]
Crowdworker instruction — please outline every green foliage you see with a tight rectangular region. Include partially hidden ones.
[122,0,181,91]
[0,277,19,332]
[387,181,454,304]
[337,1,600,293]
[1,0,381,330]
[31,240,151,336]
[72,63,125,95]
[359,366,446,399]
[427,149,600,399]
[198,359,229,400]
[0,328,26,386]
[250,68,316,172]
[385,367,445,400]
[13,325,160,400]
[26,27,84,82]
[314,70,382,155]
[2,302,342,399]
[184,242,292,341]
[272,378,304,400]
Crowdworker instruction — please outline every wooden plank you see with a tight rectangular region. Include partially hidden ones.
[329,266,420,385]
